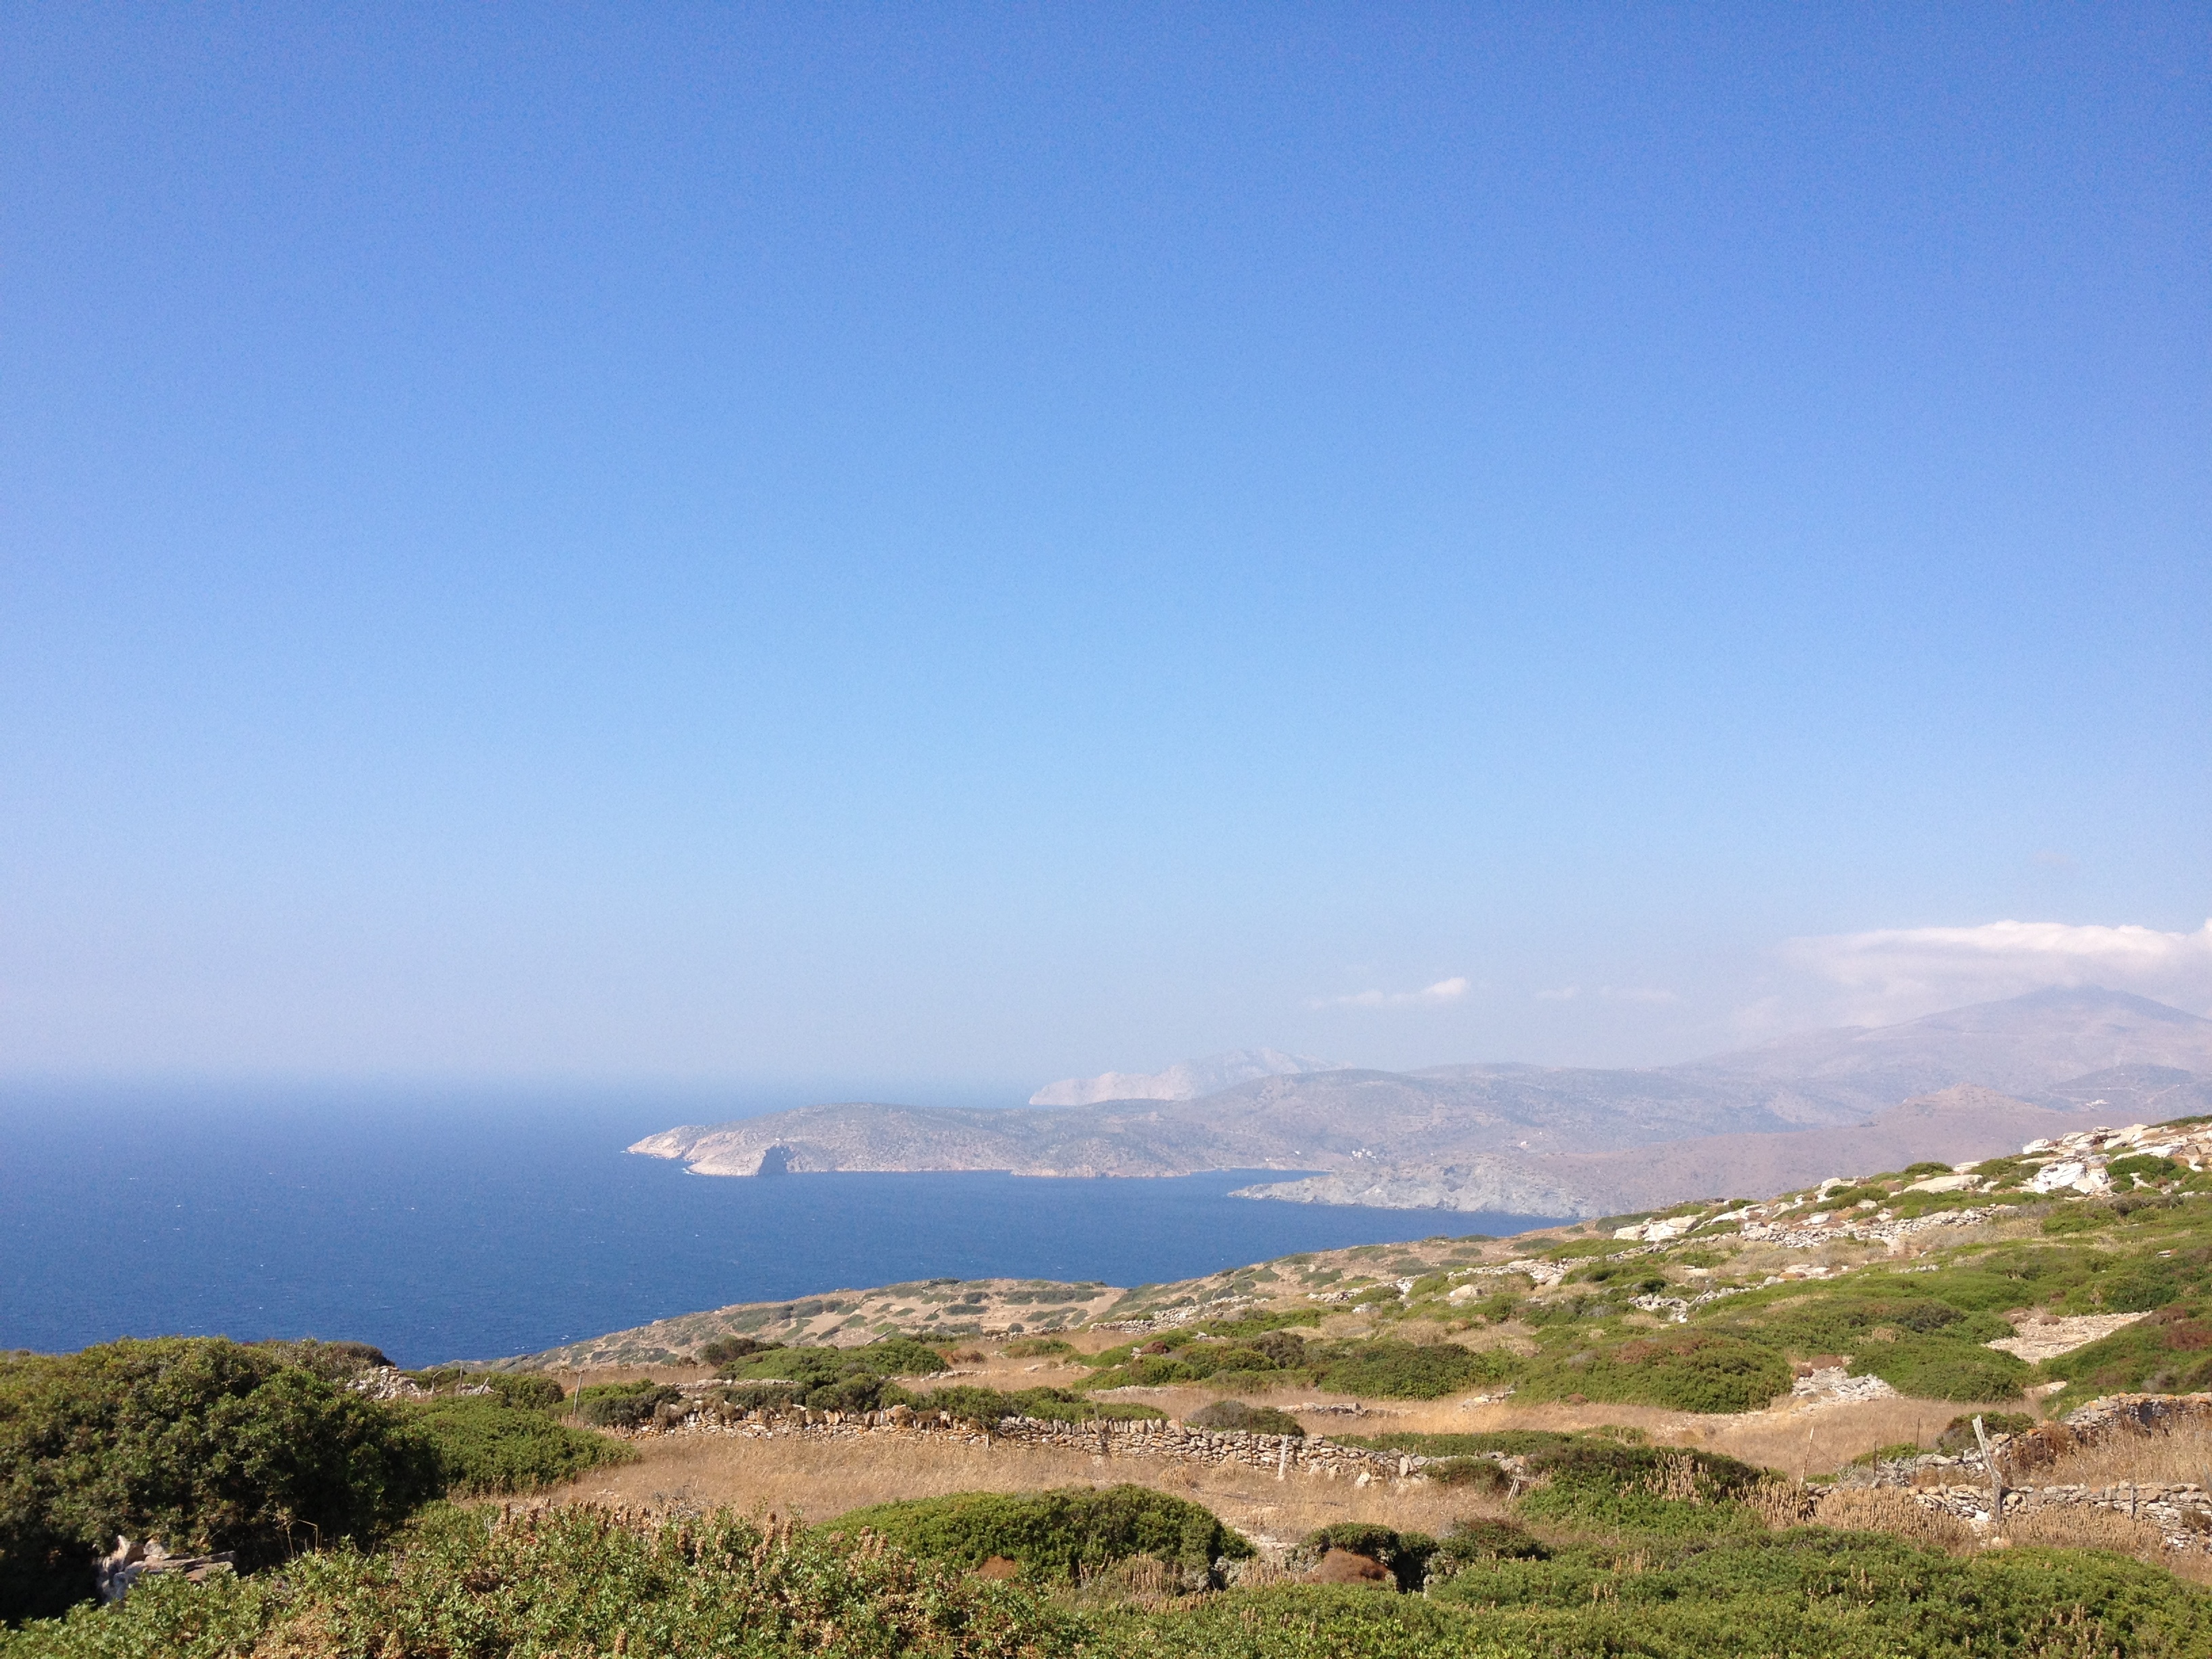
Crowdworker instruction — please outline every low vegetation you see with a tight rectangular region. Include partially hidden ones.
[906,1385,1165,1427]
[20,1119,2212,1645]
[0,1338,441,1623]
[1185,1399,1304,1436]
[12,1500,2211,1658]
[396,1395,633,1495]
[821,1484,1250,1583]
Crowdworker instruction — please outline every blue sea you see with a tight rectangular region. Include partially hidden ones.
[1,1087,1563,1366]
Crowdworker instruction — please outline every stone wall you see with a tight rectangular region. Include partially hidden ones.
[646,1405,1420,1481]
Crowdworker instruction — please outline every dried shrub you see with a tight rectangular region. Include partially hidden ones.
[1814,1486,1972,1553]
[1744,1477,1819,1529]
[2005,1504,2167,1561]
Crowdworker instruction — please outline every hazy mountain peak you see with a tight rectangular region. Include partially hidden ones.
[1029,1048,1344,1106]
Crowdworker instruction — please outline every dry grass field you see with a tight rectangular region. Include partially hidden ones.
[537,1427,1506,1551]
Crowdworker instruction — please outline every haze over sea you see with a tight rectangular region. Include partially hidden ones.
[0,1088,1559,1368]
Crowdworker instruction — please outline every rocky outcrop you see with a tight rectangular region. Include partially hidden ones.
[96,1538,234,1603]
[1230,1158,1593,1217]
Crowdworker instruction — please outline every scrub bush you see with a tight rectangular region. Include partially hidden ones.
[1300,1523,1436,1591]
[822,1486,1252,1582]
[573,1381,683,1428]
[907,1385,1162,1427]
[397,1397,632,1494]
[1519,1333,1793,1413]
[0,1339,439,1624]
[1309,1340,1513,1399]
[699,1334,781,1368]
[1185,1400,1305,1437]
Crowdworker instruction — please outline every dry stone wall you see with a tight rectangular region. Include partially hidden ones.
[641,1403,1418,1481]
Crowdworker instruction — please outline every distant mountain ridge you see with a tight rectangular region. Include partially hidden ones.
[1029,1048,1342,1105]
[628,987,2212,1216]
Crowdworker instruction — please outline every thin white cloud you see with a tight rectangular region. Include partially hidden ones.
[1534,984,1675,1005]
[1326,976,1470,1010]
[1782,918,2212,1023]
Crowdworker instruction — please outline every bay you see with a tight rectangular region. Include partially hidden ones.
[1,1085,1563,1367]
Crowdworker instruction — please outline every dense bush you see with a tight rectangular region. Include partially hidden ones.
[1519,1333,1793,1413]
[0,1339,441,1624]
[1184,1400,1304,1437]
[907,1385,1162,1427]
[1246,1330,1308,1369]
[1513,1440,1768,1536]
[716,1338,949,1412]
[0,1504,1078,1657]
[573,1381,684,1428]
[1431,1517,1549,1565]
[396,1397,633,1494]
[9,1502,2212,1658]
[699,1334,781,1368]
[404,1370,567,1410]
[1848,1338,2032,1402]
[822,1486,1252,1582]
[1001,1336,1074,1358]
[251,1340,392,1381]
[1309,1340,1513,1399]
[1424,1456,1511,1493]
[1933,1411,2036,1456]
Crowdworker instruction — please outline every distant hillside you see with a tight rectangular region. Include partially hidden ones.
[630,987,2212,1216]
[1029,1048,1341,1106]
[508,1107,2212,1374]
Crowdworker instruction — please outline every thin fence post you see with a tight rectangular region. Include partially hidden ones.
[1972,1415,2004,1533]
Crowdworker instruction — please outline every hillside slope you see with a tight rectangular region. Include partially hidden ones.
[631,988,2212,1214]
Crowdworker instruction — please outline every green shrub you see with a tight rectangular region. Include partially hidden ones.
[1185,1400,1304,1437]
[398,1397,632,1495]
[0,1505,1078,1656]
[573,1381,683,1428]
[405,1372,566,1410]
[709,1380,808,1414]
[2110,1154,2184,1186]
[1519,1334,1793,1413]
[253,1340,393,1381]
[1847,1338,2030,1402]
[0,1338,441,1623]
[699,1335,782,1368]
[902,1385,1155,1429]
[1423,1458,1510,1494]
[1002,1336,1074,1358]
[1429,1517,1548,1572]
[716,1338,946,1412]
[1933,1411,2035,1456]
[1310,1340,1514,1399]
[823,1486,1251,1582]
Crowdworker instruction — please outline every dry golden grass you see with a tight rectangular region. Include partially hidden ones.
[1359,1389,2018,1481]
[2005,1504,2169,1560]
[1742,1477,1818,1529]
[536,1429,1507,1551]
[1813,1488,1972,1553]
[2038,1424,2212,1491]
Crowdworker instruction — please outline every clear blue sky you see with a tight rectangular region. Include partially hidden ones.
[3,5,2206,1096]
